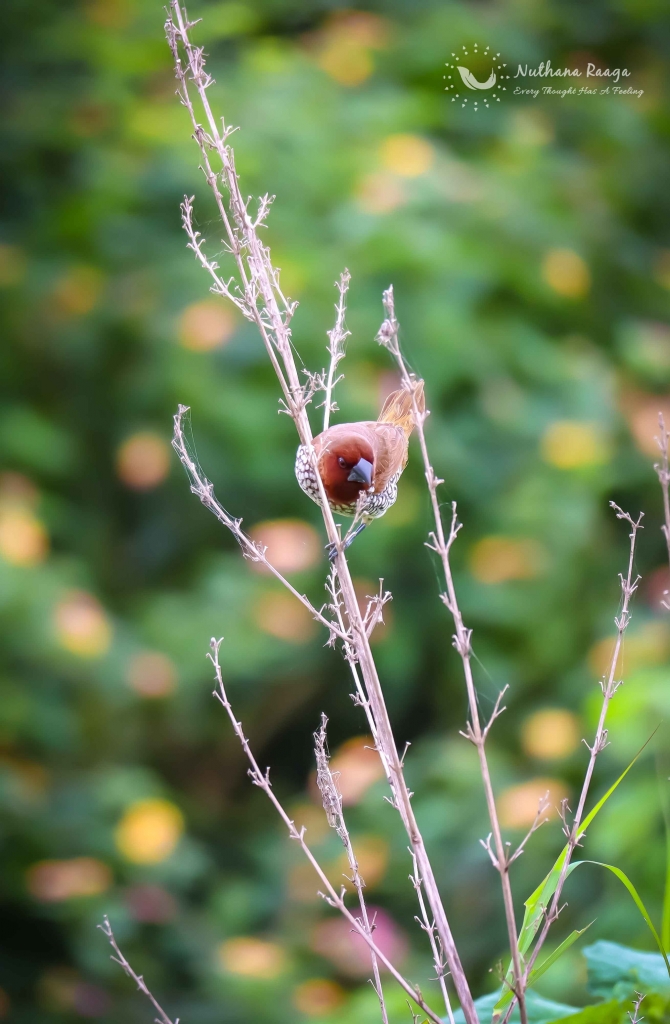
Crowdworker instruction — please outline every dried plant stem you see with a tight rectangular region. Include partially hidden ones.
[410,852,456,1024]
[314,715,388,1024]
[654,413,670,579]
[210,640,442,1024]
[165,7,477,1020]
[377,288,528,1022]
[326,567,462,1011]
[98,916,178,1024]
[628,991,645,1024]
[322,270,351,431]
[522,503,643,986]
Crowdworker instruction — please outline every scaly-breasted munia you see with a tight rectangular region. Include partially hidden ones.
[295,384,424,553]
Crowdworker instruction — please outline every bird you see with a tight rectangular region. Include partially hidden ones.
[295,383,425,557]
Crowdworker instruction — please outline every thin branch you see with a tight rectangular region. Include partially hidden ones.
[210,639,441,1024]
[321,270,351,431]
[165,10,477,1020]
[377,286,528,1024]
[628,991,645,1024]
[325,564,464,1011]
[314,714,388,1024]
[508,793,551,866]
[98,916,178,1024]
[654,413,670,608]
[520,504,643,990]
[410,851,456,1024]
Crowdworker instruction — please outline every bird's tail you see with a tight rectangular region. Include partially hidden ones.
[377,382,425,439]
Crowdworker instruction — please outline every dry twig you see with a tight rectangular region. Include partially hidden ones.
[654,413,670,608]
[98,916,178,1024]
[210,639,442,1024]
[314,714,388,1024]
[164,5,477,1019]
[520,504,643,988]
[628,991,645,1024]
[321,270,351,431]
[410,851,456,1024]
[376,286,528,1023]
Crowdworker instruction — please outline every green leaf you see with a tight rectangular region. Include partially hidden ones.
[527,923,594,987]
[545,1000,624,1024]
[584,940,670,998]
[453,990,581,1024]
[576,862,670,976]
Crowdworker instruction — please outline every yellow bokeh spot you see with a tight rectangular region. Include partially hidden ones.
[469,536,546,585]
[654,249,670,290]
[290,801,332,844]
[0,243,27,287]
[288,861,321,904]
[84,0,131,29]
[178,299,237,351]
[254,590,317,644]
[293,978,346,1016]
[27,857,111,902]
[542,248,590,298]
[115,798,184,864]
[379,134,434,178]
[116,432,171,490]
[249,519,321,574]
[619,388,670,457]
[498,777,568,830]
[521,709,580,761]
[326,736,385,805]
[218,936,287,979]
[333,834,389,892]
[587,621,670,680]
[126,651,177,698]
[50,266,104,317]
[314,12,389,87]
[54,591,112,658]
[355,171,405,215]
[541,420,610,469]
[0,471,39,507]
[0,507,48,566]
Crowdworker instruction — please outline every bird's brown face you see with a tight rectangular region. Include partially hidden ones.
[320,438,375,506]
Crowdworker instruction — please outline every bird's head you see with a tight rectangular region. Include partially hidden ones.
[320,435,374,504]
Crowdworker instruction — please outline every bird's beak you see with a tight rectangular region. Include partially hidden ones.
[347,457,373,486]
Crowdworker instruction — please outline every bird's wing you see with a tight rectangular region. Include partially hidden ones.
[371,423,408,492]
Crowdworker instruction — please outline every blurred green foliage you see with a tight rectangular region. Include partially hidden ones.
[1,0,670,1020]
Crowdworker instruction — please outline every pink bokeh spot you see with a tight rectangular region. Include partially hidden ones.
[311,907,408,978]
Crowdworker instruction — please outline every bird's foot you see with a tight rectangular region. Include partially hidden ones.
[325,522,367,561]
[326,540,340,562]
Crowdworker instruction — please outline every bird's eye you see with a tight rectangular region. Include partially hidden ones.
[338,457,347,468]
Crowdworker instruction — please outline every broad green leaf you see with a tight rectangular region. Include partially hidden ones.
[453,990,581,1024]
[584,940,670,998]
[545,1000,625,1024]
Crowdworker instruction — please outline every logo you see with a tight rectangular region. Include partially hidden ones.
[444,43,509,110]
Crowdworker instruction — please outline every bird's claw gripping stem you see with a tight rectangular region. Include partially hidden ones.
[325,522,367,561]
[326,540,340,562]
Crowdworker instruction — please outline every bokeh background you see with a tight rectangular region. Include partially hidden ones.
[1,0,670,1019]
